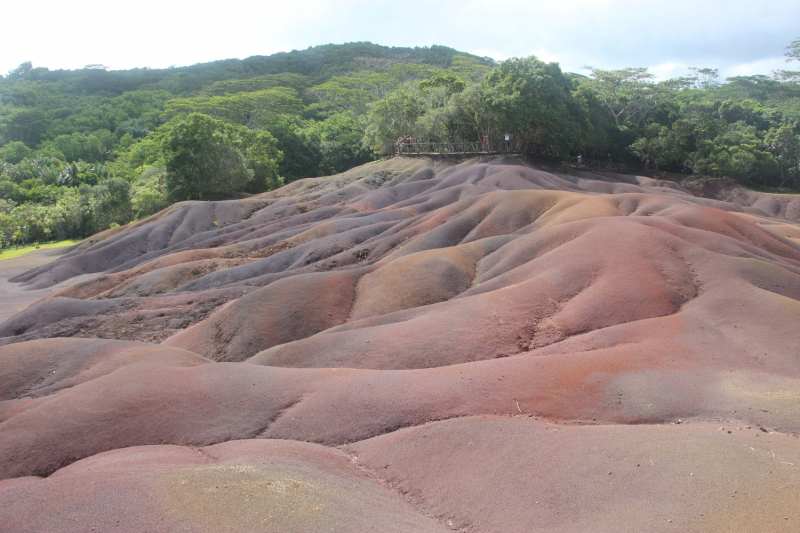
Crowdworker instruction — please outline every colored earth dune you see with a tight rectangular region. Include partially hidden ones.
[2,155,800,532]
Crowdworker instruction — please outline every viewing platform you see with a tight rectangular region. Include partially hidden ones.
[390,141,522,159]
[389,142,646,173]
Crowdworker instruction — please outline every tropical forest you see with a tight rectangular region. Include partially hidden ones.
[1,40,799,247]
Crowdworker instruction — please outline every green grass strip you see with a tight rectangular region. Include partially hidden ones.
[0,239,83,261]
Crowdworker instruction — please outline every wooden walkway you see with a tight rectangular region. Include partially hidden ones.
[398,151,521,157]
[390,142,659,173]
[391,141,522,158]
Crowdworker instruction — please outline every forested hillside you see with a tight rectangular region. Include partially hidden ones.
[1,40,799,246]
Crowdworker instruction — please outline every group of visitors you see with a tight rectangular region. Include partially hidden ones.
[396,135,414,154]
[572,154,611,168]
[482,133,512,151]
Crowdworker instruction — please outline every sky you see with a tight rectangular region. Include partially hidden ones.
[2,0,798,80]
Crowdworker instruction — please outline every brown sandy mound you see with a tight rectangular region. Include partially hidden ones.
[50,249,253,299]
[685,177,800,220]
[180,197,798,366]
[0,288,242,344]
[3,155,800,530]
[0,439,447,533]
[164,269,365,361]
[10,198,271,289]
[3,323,800,481]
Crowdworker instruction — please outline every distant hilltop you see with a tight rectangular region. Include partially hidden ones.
[1,42,496,94]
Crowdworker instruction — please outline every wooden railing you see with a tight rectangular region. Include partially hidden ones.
[390,143,693,174]
[566,157,701,173]
[563,156,693,174]
[389,140,522,155]
[563,156,631,171]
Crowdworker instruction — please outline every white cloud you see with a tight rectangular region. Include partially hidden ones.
[1,0,798,79]
[649,61,690,81]
[723,56,788,79]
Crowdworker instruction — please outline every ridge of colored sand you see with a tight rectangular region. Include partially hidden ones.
[2,156,800,532]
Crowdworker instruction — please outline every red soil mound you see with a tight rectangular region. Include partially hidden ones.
[347,416,800,532]
[3,155,800,531]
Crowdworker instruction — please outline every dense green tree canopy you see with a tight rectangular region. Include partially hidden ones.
[165,88,304,128]
[1,40,799,247]
[485,57,589,155]
[162,113,282,201]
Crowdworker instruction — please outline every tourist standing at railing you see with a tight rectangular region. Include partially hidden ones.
[483,137,488,151]
[504,132,511,151]
[397,137,405,154]
[407,136,413,153]
[577,154,582,166]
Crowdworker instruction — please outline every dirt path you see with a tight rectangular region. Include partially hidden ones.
[0,248,100,324]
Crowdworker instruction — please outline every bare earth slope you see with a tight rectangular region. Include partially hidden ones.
[2,156,800,532]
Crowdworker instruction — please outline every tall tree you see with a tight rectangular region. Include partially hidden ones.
[363,90,423,152]
[162,113,282,201]
[785,37,800,63]
[688,68,720,91]
[165,88,303,129]
[773,36,800,84]
[2,109,48,146]
[583,67,665,126]
[486,57,589,155]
